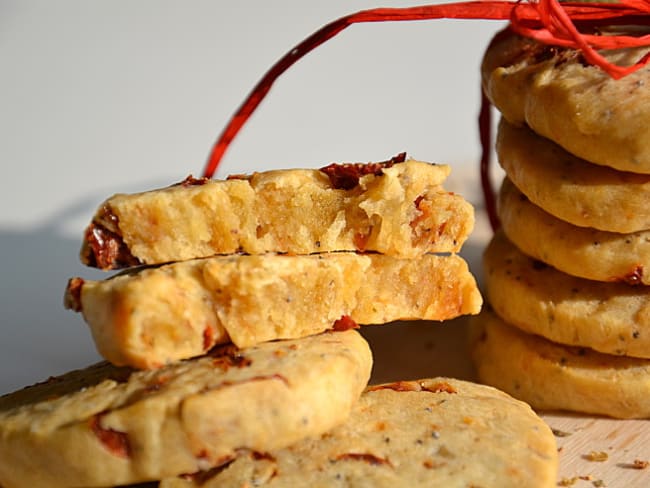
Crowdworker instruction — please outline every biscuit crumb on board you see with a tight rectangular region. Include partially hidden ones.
[584,451,609,462]
[632,459,649,469]
[619,459,650,470]
[552,428,573,438]
[558,475,605,487]
[558,477,579,486]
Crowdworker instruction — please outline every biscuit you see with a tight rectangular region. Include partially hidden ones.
[471,308,650,419]
[484,230,650,358]
[496,118,650,233]
[482,29,650,174]
[157,378,558,488]
[0,330,372,488]
[498,177,650,285]
[80,159,474,269]
[65,252,481,369]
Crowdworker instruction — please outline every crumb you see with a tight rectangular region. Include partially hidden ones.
[592,480,606,487]
[558,477,578,486]
[552,428,572,438]
[584,451,608,462]
[632,459,649,469]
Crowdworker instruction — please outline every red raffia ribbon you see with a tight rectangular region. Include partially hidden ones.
[202,0,650,227]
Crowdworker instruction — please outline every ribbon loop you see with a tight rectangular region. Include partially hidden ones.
[203,0,650,178]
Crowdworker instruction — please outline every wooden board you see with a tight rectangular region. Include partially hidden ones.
[361,317,650,487]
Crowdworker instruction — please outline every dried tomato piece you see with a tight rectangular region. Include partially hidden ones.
[203,326,215,351]
[335,453,392,466]
[320,153,406,190]
[63,277,85,312]
[90,413,131,458]
[177,175,210,187]
[621,265,644,285]
[332,315,359,332]
[210,344,252,370]
[82,222,140,270]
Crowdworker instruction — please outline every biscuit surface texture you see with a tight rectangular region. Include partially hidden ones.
[482,30,650,174]
[158,378,558,488]
[496,118,650,233]
[484,231,650,358]
[0,330,372,488]
[81,160,474,269]
[66,252,481,369]
[471,308,650,419]
[498,178,650,285]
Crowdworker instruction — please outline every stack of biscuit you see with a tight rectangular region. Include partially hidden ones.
[63,155,482,370]
[0,156,559,487]
[472,29,650,419]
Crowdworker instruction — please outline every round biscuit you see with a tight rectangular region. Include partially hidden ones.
[482,29,650,174]
[498,177,650,285]
[0,330,372,488]
[471,308,650,419]
[484,231,650,358]
[158,377,558,488]
[496,118,650,233]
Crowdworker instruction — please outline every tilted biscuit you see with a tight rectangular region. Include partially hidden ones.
[482,29,650,174]
[496,118,650,233]
[65,252,481,369]
[156,378,558,488]
[484,231,650,358]
[471,308,650,419]
[0,330,372,488]
[498,178,650,285]
[80,158,474,269]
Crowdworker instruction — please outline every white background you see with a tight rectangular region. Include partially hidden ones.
[0,0,504,394]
